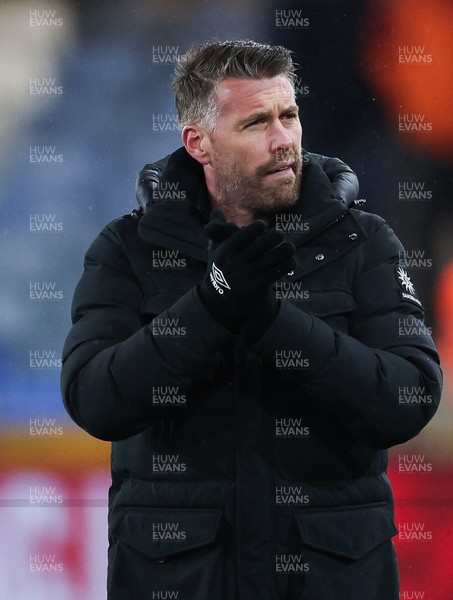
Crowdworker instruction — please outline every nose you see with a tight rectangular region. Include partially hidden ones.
[269,121,293,156]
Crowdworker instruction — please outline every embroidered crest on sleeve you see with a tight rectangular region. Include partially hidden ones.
[396,266,422,308]
[397,266,416,295]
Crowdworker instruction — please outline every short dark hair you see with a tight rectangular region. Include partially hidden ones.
[172,40,297,132]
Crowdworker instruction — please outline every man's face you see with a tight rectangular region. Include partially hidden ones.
[206,76,303,215]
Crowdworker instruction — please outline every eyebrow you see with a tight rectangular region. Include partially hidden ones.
[237,104,299,128]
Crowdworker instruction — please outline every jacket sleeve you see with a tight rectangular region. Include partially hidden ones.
[313,153,359,205]
[60,220,234,441]
[250,217,442,449]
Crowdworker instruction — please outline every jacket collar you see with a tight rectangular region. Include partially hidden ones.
[138,147,352,261]
[269,151,348,247]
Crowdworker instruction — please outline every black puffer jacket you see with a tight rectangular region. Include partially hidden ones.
[61,148,442,600]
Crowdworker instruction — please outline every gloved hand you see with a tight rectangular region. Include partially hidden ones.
[135,164,163,211]
[199,211,295,331]
[204,209,239,246]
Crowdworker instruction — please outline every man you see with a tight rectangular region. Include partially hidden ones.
[61,40,442,599]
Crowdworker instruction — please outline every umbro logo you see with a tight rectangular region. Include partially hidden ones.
[209,263,231,295]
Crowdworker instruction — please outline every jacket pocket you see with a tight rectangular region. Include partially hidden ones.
[108,507,224,600]
[295,502,397,560]
[279,503,399,600]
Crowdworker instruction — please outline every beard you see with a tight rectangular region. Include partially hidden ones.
[211,148,303,217]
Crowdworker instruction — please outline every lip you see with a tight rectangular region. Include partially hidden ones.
[266,163,295,177]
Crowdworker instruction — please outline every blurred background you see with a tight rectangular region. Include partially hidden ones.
[0,0,452,597]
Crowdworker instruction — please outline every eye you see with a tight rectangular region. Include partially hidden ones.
[281,112,298,121]
[246,118,266,128]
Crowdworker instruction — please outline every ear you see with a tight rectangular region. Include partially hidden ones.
[182,125,212,166]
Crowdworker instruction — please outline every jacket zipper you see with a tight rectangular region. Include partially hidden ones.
[320,210,348,234]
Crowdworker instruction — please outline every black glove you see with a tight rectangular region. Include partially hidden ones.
[204,209,239,246]
[135,163,165,211]
[204,210,294,343]
[198,212,295,330]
